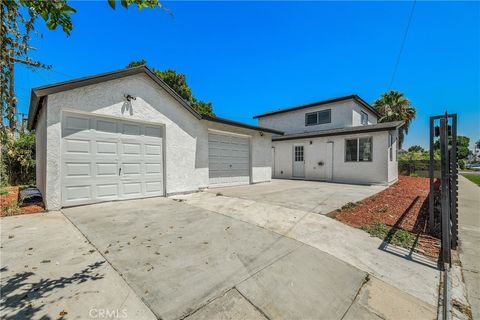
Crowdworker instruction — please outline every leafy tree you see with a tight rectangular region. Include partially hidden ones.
[408,145,424,152]
[433,135,470,160]
[373,90,416,148]
[1,1,165,186]
[126,60,215,116]
[1,0,164,137]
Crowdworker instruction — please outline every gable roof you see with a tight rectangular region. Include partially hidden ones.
[272,121,403,141]
[27,66,283,135]
[27,66,201,130]
[253,94,381,119]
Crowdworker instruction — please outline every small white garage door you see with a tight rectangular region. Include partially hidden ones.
[61,113,164,207]
[208,132,250,186]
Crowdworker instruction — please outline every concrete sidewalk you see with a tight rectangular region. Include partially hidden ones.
[458,175,480,319]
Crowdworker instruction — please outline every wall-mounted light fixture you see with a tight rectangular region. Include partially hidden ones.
[310,141,313,145]
[259,131,264,136]
[124,94,136,102]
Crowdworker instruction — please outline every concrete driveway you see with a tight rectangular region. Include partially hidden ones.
[62,197,369,320]
[207,179,386,214]
[1,180,437,319]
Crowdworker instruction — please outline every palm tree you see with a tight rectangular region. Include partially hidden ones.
[373,90,416,148]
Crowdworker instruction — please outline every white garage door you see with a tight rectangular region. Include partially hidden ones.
[208,132,250,186]
[61,113,164,207]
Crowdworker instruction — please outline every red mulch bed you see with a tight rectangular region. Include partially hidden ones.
[1,186,44,217]
[335,176,440,259]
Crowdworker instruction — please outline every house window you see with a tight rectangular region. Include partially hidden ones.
[359,137,372,161]
[305,109,331,126]
[305,112,318,126]
[389,132,396,161]
[345,137,373,162]
[361,111,368,125]
[345,139,358,162]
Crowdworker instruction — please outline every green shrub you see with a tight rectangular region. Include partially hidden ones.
[409,173,419,177]
[363,220,416,249]
[1,131,36,186]
[341,202,357,210]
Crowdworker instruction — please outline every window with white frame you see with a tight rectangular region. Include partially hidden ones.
[361,111,368,125]
[305,109,331,126]
[294,145,304,161]
[345,137,373,162]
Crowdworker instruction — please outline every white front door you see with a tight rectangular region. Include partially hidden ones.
[61,113,164,207]
[208,132,251,186]
[292,145,305,178]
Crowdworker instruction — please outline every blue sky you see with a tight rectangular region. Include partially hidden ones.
[16,1,479,149]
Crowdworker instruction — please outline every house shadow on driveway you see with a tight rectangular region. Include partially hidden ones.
[378,195,441,270]
[0,261,105,320]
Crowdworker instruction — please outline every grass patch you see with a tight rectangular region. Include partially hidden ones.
[462,173,480,186]
[340,202,357,211]
[363,221,416,249]
[1,201,21,216]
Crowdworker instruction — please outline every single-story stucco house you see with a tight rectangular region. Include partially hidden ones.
[28,66,282,210]
[254,95,402,185]
[28,66,401,210]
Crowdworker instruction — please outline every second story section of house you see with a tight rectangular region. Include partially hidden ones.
[253,95,380,135]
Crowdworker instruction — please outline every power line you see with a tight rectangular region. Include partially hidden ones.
[389,0,416,89]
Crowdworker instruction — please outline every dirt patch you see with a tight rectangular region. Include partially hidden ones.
[1,186,44,217]
[334,176,440,260]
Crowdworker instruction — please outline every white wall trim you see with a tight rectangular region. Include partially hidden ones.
[207,128,252,138]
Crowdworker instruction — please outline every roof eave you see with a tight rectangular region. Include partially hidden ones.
[272,122,403,141]
[202,115,284,135]
[253,95,381,119]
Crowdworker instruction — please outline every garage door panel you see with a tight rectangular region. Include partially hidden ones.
[64,139,90,154]
[96,141,118,155]
[65,163,92,178]
[208,133,250,186]
[145,144,162,155]
[122,163,142,176]
[97,184,119,198]
[145,181,163,193]
[65,185,91,201]
[145,126,162,138]
[96,119,117,133]
[62,113,164,206]
[96,163,118,176]
[65,116,90,131]
[123,143,142,155]
[123,182,142,195]
[122,123,141,136]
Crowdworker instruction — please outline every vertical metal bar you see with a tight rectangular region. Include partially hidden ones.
[440,117,451,266]
[449,114,458,249]
[440,116,452,320]
[429,117,435,232]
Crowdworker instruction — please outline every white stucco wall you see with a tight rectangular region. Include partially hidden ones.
[258,99,378,135]
[351,103,377,126]
[272,130,394,185]
[38,73,272,209]
[35,101,47,199]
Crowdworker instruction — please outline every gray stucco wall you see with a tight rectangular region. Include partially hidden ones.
[272,130,396,185]
[39,73,272,210]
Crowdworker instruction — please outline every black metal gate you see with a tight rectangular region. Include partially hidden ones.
[429,113,458,319]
